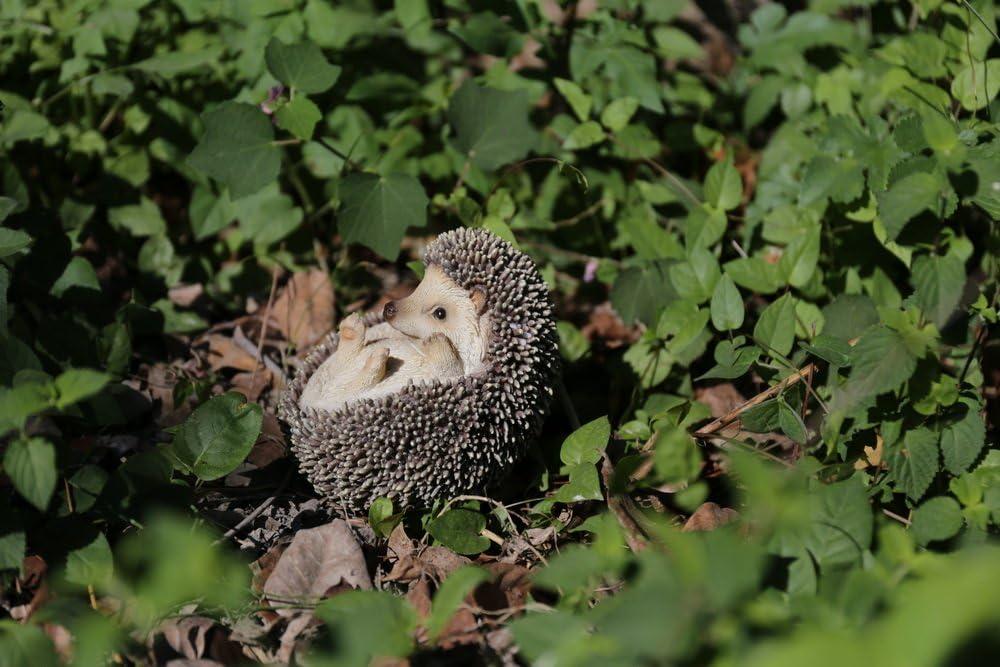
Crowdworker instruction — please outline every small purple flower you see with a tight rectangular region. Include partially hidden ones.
[583,258,598,283]
[260,85,285,115]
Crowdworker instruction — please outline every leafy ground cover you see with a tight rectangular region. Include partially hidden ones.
[1,0,999,664]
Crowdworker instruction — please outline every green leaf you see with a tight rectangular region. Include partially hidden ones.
[448,81,536,171]
[0,228,32,258]
[264,38,342,94]
[426,566,490,641]
[910,252,965,328]
[799,155,864,206]
[911,496,963,544]
[821,295,878,341]
[170,392,263,481]
[741,399,780,433]
[132,50,216,76]
[778,399,808,443]
[835,327,917,407]
[108,197,166,237]
[704,157,742,211]
[877,172,941,241]
[274,95,321,141]
[939,397,986,475]
[338,172,428,260]
[315,590,415,664]
[563,120,606,150]
[887,428,939,501]
[778,225,820,288]
[951,59,1000,111]
[553,463,603,502]
[3,438,57,511]
[553,78,592,122]
[805,475,872,568]
[710,274,744,331]
[188,102,281,200]
[724,256,782,294]
[50,257,101,298]
[65,533,114,588]
[427,509,490,555]
[560,416,611,466]
[557,321,590,362]
[53,369,110,409]
[801,334,852,367]
[753,293,796,357]
[0,530,25,571]
[669,248,720,303]
[611,260,677,326]
[653,425,702,485]
[600,97,639,132]
[367,497,399,538]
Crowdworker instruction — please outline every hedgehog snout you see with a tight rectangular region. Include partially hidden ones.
[383,301,398,321]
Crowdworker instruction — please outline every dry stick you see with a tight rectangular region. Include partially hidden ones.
[251,266,280,387]
[692,363,817,439]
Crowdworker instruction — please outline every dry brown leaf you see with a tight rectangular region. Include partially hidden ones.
[230,370,273,404]
[582,302,638,349]
[682,503,739,532]
[695,383,746,419]
[263,520,372,609]
[246,413,287,468]
[206,335,258,373]
[168,284,204,308]
[271,269,335,350]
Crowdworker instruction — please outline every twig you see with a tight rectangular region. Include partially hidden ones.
[693,364,817,438]
[214,466,293,545]
[252,267,280,387]
[600,455,647,552]
[882,509,911,526]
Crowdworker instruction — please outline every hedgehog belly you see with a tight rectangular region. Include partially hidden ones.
[277,229,560,514]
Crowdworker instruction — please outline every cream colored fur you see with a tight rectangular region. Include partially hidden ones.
[298,267,490,413]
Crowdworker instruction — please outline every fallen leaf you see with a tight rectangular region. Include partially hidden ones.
[695,383,746,418]
[206,335,258,372]
[230,370,273,403]
[246,413,287,468]
[168,284,204,308]
[271,269,334,350]
[682,503,739,532]
[582,302,638,349]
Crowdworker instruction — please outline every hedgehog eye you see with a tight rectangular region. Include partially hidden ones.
[433,307,447,320]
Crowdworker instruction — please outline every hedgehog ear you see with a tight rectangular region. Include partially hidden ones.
[470,287,488,315]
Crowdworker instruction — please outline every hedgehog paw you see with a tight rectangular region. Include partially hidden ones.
[336,313,366,358]
[356,346,390,387]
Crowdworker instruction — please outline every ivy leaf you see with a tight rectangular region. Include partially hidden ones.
[704,157,742,211]
[448,81,536,171]
[337,172,428,260]
[910,252,965,328]
[265,38,342,93]
[170,392,263,481]
[939,397,986,475]
[3,437,57,511]
[560,416,611,466]
[753,293,796,357]
[188,102,281,200]
[274,96,322,141]
[887,427,939,502]
[427,509,490,555]
[910,496,963,544]
[710,274,744,331]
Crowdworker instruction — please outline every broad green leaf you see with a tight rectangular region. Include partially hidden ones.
[611,260,677,326]
[188,102,281,200]
[653,425,701,485]
[877,171,942,241]
[54,369,110,409]
[832,327,918,411]
[778,399,808,443]
[109,197,166,237]
[778,226,820,288]
[264,38,342,93]
[951,59,1000,111]
[448,81,536,171]
[315,591,416,664]
[133,50,216,76]
[741,399,780,433]
[3,437,56,511]
[805,476,872,568]
[553,78,592,122]
[426,566,490,640]
[710,274,744,331]
[65,533,114,588]
[368,497,398,538]
[0,198,16,222]
[801,334,852,366]
[669,248,720,303]
[753,293,796,357]
[0,228,32,258]
[799,155,864,206]
[821,294,878,341]
[560,416,611,465]
[704,157,742,211]
[563,120,606,150]
[274,95,321,141]
[910,252,965,328]
[427,509,490,555]
[451,11,524,57]
[0,530,24,571]
[338,172,428,260]
[600,97,639,132]
[887,428,939,501]
[940,397,986,475]
[557,321,590,362]
[724,256,782,294]
[50,257,101,297]
[170,392,263,481]
[553,463,603,502]
[910,496,963,544]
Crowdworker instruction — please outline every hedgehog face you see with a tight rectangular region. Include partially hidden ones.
[382,265,490,373]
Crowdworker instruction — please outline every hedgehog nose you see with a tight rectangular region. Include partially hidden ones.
[383,301,397,321]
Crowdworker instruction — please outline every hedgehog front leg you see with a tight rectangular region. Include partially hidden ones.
[419,333,464,377]
[329,313,366,365]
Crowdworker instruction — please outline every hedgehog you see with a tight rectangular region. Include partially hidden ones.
[278,228,560,513]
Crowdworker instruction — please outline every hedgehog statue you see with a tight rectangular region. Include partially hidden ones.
[278,228,559,513]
